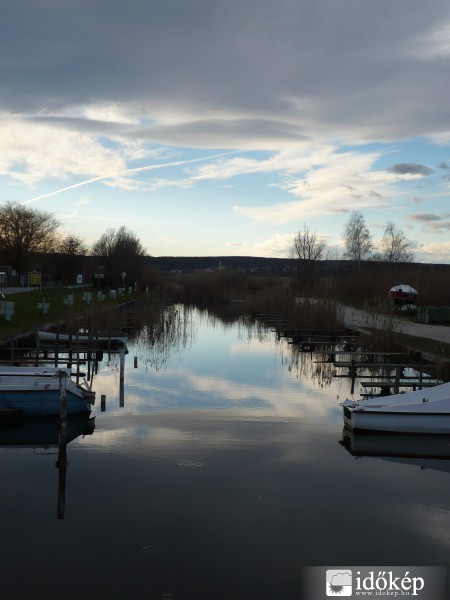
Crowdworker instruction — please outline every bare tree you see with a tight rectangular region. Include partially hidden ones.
[92,226,145,259]
[91,228,117,258]
[380,221,415,263]
[92,226,146,284]
[343,210,373,267]
[53,234,89,283]
[290,223,329,286]
[0,201,60,272]
[57,233,88,256]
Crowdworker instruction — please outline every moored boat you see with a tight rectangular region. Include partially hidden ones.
[37,330,128,346]
[0,367,95,417]
[341,381,450,434]
[388,283,418,306]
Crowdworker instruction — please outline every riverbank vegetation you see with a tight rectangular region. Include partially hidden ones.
[1,202,449,369]
[1,239,450,370]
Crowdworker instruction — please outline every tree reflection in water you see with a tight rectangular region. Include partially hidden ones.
[133,304,196,371]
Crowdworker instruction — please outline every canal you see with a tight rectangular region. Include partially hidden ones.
[1,306,450,599]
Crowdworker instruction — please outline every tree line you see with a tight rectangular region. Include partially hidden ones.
[0,201,146,284]
[291,210,415,285]
[0,201,416,288]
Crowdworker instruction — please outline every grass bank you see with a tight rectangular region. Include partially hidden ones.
[0,287,134,341]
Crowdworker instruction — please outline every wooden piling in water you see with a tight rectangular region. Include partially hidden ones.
[56,421,67,520]
[119,348,125,407]
[59,369,68,422]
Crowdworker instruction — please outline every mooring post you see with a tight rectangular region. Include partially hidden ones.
[87,351,91,381]
[55,332,59,367]
[394,366,401,394]
[119,348,125,407]
[35,326,40,367]
[349,359,356,395]
[59,369,68,422]
[75,331,80,384]
[56,424,68,520]
[68,330,73,368]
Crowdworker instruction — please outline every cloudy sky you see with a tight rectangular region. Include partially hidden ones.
[2,0,450,261]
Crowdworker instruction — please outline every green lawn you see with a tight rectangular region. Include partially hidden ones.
[0,286,129,341]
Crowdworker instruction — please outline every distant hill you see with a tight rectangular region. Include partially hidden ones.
[147,256,450,277]
[147,256,297,272]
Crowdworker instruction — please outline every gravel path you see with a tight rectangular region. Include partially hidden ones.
[340,304,450,344]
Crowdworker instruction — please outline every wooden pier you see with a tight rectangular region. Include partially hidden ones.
[0,328,128,385]
[251,309,446,397]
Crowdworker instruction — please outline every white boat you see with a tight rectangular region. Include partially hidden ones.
[0,367,95,417]
[37,330,128,346]
[341,381,450,434]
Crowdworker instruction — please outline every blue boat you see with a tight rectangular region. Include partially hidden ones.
[0,367,95,417]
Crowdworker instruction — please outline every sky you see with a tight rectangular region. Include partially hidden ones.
[2,0,450,262]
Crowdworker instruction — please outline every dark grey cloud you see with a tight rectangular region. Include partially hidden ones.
[407,213,450,234]
[2,0,450,145]
[408,213,442,222]
[27,115,311,149]
[388,163,434,176]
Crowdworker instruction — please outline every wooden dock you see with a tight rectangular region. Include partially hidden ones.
[251,309,446,396]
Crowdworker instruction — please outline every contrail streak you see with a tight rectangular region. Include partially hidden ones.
[21,152,234,205]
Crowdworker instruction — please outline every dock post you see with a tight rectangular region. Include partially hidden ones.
[394,366,401,394]
[350,359,356,395]
[56,422,67,520]
[119,348,125,407]
[35,326,40,367]
[68,330,73,368]
[87,351,91,381]
[59,369,68,422]
[55,333,59,367]
[56,368,68,519]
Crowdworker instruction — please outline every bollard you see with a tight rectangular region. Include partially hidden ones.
[101,394,106,412]
[134,356,138,368]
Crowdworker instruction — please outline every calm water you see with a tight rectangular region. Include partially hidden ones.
[1,306,450,599]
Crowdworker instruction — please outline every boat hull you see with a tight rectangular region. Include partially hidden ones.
[343,405,450,434]
[0,367,95,416]
[0,389,93,416]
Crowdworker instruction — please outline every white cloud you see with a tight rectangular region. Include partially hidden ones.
[233,149,400,225]
[0,113,127,187]
[408,21,450,59]
[226,233,295,258]
[157,236,176,245]
[419,241,450,262]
